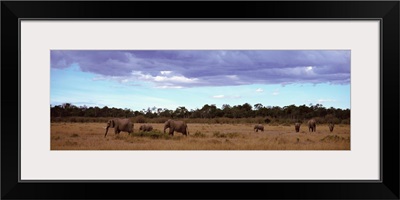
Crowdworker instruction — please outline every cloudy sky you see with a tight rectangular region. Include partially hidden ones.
[50,50,350,110]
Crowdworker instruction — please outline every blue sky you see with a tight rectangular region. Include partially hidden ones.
[50,50,350,111]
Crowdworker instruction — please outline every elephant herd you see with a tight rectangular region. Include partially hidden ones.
[302,119,335,133]
[254,119,335,133]
[104,118,335,138]
[104,118,188,137]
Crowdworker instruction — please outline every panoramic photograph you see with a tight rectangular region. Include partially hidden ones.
[50,50,350,150]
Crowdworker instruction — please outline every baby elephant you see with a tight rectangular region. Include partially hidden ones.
[328,123,334,132]
[139,124,153,132]
[295,123,301,132]
[254,124,264,132]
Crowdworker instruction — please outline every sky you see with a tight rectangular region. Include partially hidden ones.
[50,50,351,111]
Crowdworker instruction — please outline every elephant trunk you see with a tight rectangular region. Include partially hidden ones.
[163,126,167,134]
[105,126,110,137]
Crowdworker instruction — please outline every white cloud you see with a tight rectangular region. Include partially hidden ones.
[94,71,199,89]
[226,75,238,79]
[92,75,132,83]
[155,75,197,83]
[232,95,242,99]
[92,76,106,81]
[317,99,337,103]
[131,71,198,87]
[304,66,317,76]
[213,95,225,99]
[271,89,279,96]
[212,95,241,99]
[256,88,264,93]
[156,85,183,89]
[160,71,172,75]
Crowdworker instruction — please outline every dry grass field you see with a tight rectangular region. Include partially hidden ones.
[51,122,350,150]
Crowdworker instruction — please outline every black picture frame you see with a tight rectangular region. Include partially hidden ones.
[2,1,399,199]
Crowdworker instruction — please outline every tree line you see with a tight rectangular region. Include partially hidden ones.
[51,103,350,124]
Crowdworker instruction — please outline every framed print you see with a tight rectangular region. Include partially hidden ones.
[2,1,399,200]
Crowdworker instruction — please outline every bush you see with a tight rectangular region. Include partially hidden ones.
[226,132,240,138]
[320,135,350,142]
[134,115,147,123]
[269,122,279,126]
[311,117,321,124]
[193,131,206,138]
[130,130,172,139]
[213,131,223,138]
[149,117,169,123]
[341,118,350,124]
[325,114,341,124]
[213,131,239,138]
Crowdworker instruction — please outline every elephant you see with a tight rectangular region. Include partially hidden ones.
[164,119,189,136]
[104,118,133,137]
[308,119,316,132]
[254,124,264,132]
[295,122,301,132]
[139,124,153,132]
[328,123,335,132]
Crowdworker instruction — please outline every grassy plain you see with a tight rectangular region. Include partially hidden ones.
[51,123,350,150]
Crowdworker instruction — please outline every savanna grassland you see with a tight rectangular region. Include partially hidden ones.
[51,123,350,150]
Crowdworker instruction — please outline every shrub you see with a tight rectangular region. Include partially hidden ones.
[325,114,341,124]
[134,115,147,123]
[150,117,169,123]
[172,136,183,140]
[130,130,172,140]
[213,131,224,138]
[320,135,349,142]
[193,131,206,138]
[269,122,279,126]
[226,132,240,138]
[341,119,350,124]
[114,135,125,140]
[213,132,239,138]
